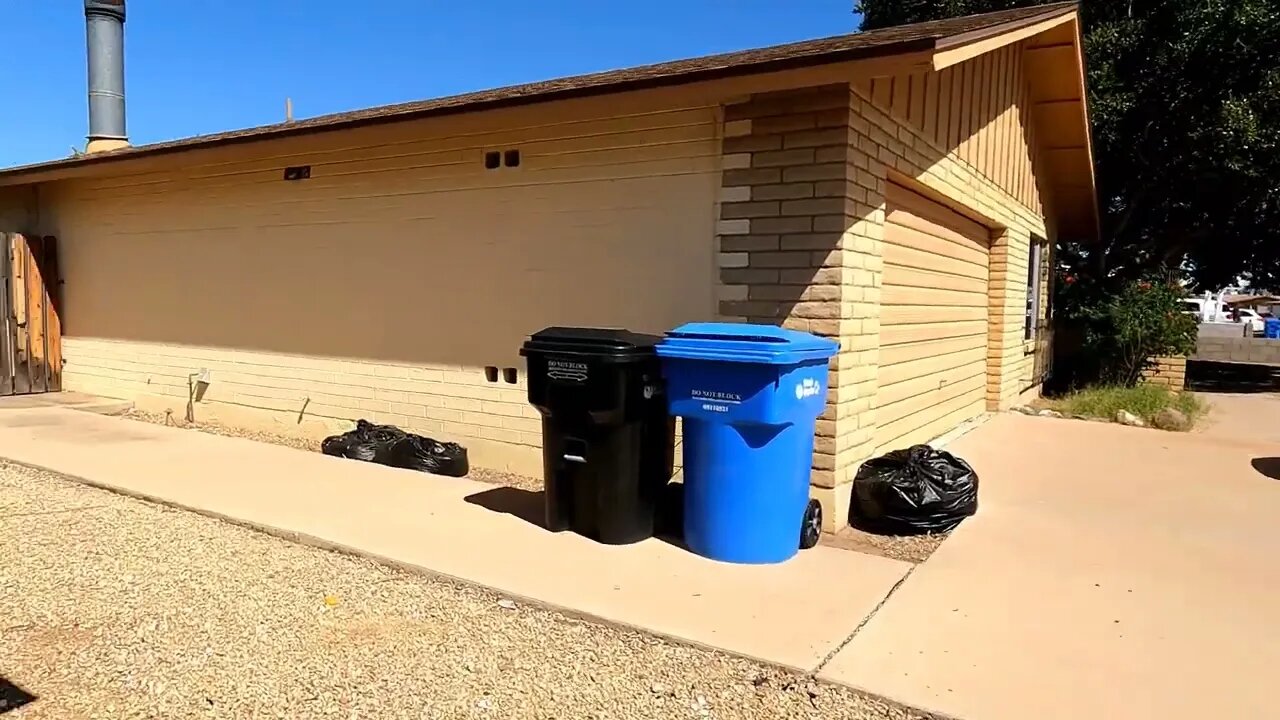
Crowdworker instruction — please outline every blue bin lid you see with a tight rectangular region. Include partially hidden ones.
[657,323,839,365]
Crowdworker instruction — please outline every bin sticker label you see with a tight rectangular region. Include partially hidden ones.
[691,389,741,403]
[547,359,588,383]
[691,389,740,414]
[795,378,822,400]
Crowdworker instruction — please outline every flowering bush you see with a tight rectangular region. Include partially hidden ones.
[1056,276,1198,387]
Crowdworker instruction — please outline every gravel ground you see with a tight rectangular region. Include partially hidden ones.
[822,528,947,564]
[0,462,928,720]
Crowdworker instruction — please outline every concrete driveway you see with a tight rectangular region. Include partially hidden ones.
[820,403,1280,720]
[1,397,1277,719]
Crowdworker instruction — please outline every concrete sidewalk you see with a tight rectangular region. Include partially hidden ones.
[0,407,908,673]
[820,411,1280,720]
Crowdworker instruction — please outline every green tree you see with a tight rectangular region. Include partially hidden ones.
[857,0,1280,291]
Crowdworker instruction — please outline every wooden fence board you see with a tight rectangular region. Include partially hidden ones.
[0,233,60,395]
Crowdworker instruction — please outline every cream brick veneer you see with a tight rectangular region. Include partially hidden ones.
[1141,356,1187,391]
[716,85,876,507]
[61,338,545,474]
[716,83,1050,531]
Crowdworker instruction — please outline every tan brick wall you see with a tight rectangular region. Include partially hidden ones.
[62,337,546,473]
[1141,356,1187,390]
[716,85,877,510]
[715,83,1050,531]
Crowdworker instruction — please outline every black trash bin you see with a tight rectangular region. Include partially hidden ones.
[520,327,675,545]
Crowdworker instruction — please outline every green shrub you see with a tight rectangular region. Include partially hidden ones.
[1043,385,1205,427]
[1057,276,1199,387]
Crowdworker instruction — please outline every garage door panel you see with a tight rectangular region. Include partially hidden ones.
[881,265,986,294]
[876,373,986,429]
[880,320,988,347]
[875,395,988,454]
[882,223,988,268]
[881,304,987,326]
[879,336,987,366]
[877,368,986,414]
[876,182,990,452]
[878,347,988,389]
[885,190,989,243]
[883,245,986,282]
[881,284,989,310]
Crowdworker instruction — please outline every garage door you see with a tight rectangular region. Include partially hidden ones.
[875,183,991,453]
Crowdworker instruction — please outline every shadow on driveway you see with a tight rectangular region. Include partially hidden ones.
[464,484,688,546]
[1188,360,1280,393]
[463,486,546,528]
[1250,458,1280,480]
[1,676,36,714]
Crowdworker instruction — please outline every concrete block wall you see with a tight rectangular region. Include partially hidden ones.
[1192,337,1280,366]
[715,83,1050,531]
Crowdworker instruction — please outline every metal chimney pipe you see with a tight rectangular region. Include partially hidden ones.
[85,0,128,153]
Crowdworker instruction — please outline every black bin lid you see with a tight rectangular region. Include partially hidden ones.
[520,327,662,360]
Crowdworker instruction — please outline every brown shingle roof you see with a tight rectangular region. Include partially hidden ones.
[0,2,1076,182]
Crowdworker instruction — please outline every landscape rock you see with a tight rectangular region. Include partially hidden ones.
[1115,410,1147,427]
[1037,409,1064,419]
[1011,405,1038,415]
[1152,407,1191,431]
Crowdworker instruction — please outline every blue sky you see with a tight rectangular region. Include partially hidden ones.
[0,1,859,169]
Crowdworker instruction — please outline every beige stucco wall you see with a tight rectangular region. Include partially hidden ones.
[0,185,37,232]
[39,90,721,475]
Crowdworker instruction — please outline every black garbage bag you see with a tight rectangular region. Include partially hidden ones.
[388,433,470,477]
[851,444,978,535]
[322,419,406,464]
[320,434,349,457]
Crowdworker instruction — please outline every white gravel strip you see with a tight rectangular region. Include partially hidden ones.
[0,462,926,720]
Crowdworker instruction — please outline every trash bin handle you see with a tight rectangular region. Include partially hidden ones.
[563,453,587,464]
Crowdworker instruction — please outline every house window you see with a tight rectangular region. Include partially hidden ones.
[1025,238,1043,341]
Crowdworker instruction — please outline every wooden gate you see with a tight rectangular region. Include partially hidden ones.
[0,233,61,395]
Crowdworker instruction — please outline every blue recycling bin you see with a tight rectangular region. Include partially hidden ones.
[1266,317,1280,339]
[657,323,839,564]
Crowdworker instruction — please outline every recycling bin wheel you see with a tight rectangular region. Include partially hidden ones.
[800,499,822,550]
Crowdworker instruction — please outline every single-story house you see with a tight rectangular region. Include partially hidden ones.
[0,2,1097,530]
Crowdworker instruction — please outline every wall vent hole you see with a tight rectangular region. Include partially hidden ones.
[484,151,501,170]
[502,368,519,384]
[484,366,499,383]
[503,149,521,167]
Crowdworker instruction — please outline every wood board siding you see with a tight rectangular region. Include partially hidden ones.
[40,92,720,474]
[0,234,61,395]
[857,42,1041,215]
[875,183,990,453]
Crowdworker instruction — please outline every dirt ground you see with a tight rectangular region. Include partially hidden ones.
[0,462,926,720]
[822,528,946,564]
[121,410,544,492]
